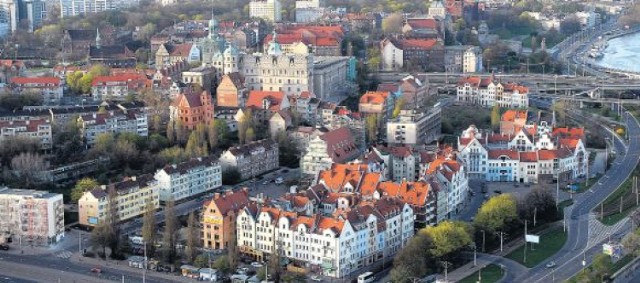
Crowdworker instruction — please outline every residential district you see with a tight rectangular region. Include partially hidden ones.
[0,0,639,283]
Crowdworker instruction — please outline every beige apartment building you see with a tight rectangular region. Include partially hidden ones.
[78,175,159,227]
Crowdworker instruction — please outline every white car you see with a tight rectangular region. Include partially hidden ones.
[251,262,263,268]
[310,275,322,282]
[546,261,556,268]
[275,177,284,184]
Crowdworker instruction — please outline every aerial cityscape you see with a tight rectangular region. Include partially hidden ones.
[0,0,640,282]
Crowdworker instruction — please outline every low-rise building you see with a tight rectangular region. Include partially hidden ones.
[9,77,63,104]
[249,0,282,22]
[444,45,483,73]
[0,188,64,246]
[78,175,159,227]
[182,66,215,93]
[0,119,52,150]
[202,189,250,249]
[219,139,279,180]
[216,72,247,108]
[380,38,445,72]
[386,107,441,146]
[456,76,529,108]
[91,73,150,101]
[301,127,360,176]
[77,110,148,146]
[359,91,394,128]
[154,155,222,202]
[170,90,215,130]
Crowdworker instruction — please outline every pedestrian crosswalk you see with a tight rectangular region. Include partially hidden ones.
[56,251,73,259]
[587,213,629,248]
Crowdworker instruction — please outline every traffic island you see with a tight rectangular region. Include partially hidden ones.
[458,264,505,283]
[505,227,568,268]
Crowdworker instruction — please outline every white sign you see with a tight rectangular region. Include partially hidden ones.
[525,234,540,244]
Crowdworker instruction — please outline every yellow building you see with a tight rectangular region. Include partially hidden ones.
[78,175,159,227]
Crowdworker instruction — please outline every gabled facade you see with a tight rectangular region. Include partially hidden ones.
[170,90,214,130]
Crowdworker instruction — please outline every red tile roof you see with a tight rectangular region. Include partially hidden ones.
[501,110,527,122]
[91,73,149,87]
[406,18,438,30]
[0,119,50,132]
[246,90,286,111]
[10,77,60,86]
[359,91,389,105]
[519,152,538,162]
[320,127,359,163]
[488,149,519,160]
[401,39,439,49]
[206,189,250,216]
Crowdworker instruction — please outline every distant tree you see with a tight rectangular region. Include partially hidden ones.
[106,187,123,259]
[167,121,176,145]
[366,115,379,143]
[382,13,404,34]
[245,127,255,143]
[551,100,567,126]
[560,16,582,36]
[159,146,189,164]
[591,253,612,279]
[518,188,557,224]
[419,221,473,258]
[90,221,112,258]
[623,227,640,256]
[0,136,39,166]
[490,105,501,131]
[175,120,188,146]
[392,97,405,118]
[184,212,199,263]
[277,132,300,168]
[222,168,242,185]
[474,194,519,233]
[206,120,218,150]
[213,255,231,274]
[142,199,157,258]
[214,119,229,147]
[392,231,435,278]
[71,177,99,203]
[10,152,47,187]
[185,129,208,158]
[162,199,179,266]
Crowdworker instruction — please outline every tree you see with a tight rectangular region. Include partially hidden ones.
[106,188,123,259]
[623,228,640,256]
[214,119,229,147]
[277,132,300,168]
[245,127,255,143]
[474,194,519,233]
[162,199,179,266]
[366,115,378,143]
[222,168,242,185]
[206,119,218,150]
[551,100,567,126]
[10,152,47,187]
[490,105,501,131]
[175,120,188,146]
[142,199,157,258]
[391,232,434,279]
[382,13,404,34]
[185,212,199,263]
[167,121,176,145]
[238,110,253,145]
[0,136,40,166]
[71,177,99,202]
[186,129,208,158]
[213,255,231,274]
[560,16,582,36]
[419,221,473,258]
[392,97,405,118]
[91,221,112,258]
[591,253,612,278]
[518,188,557,224]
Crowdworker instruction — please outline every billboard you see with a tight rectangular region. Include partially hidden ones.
[88,217,99,225]
[525,234,540,244]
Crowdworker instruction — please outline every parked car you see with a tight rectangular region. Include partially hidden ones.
[0,244,9,251]
[275,177,284,184]
[91,268,102,274]
[262,180,270,185]
[546,261,556,268]
[251,262,263,268]
[310,275,322,281]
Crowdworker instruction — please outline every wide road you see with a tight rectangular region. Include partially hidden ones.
[519,110,640,282]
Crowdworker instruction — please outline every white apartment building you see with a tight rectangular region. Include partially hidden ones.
[77,110,148,146]
[219,139,279,180]
[78,175,159,227]
[0,187,64,246]
[249,0,281,22]
[10,76,63,104]
[386,107,441,146]
[236,198,414,278]
[456,76,529,108]
[154,155,222,202]
[0,119,52,150]
[59,0,139,17]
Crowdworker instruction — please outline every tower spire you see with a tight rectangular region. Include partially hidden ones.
[95,27,101,49]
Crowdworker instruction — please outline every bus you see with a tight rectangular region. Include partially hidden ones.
[357,272,375,283]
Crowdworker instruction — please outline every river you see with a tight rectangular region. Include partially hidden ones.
[594,31,640,73]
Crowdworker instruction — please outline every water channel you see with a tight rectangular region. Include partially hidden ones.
[594,31,640,73]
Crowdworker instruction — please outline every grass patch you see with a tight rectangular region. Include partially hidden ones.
[557,199,574,218]
[567,175,601,194]
[505,227,567,268]
[458,264,505,283]
[611,254,634,274]
[596,171,640,225]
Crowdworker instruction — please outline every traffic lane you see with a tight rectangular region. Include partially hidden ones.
[0,252,176,283]
[0,257,113,283]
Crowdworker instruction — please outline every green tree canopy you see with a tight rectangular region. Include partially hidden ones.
[474,194,519,232]
[419,221,473,258]
[71,177,99,202]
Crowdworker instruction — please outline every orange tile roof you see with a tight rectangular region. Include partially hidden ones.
[91,73,149,86]
[559,138,580,149]
[10,77,60,86]
[359,91,389,105]
[317,216,345,234]
[401,39,439,49]
[488,149,519,160]
[208,190,250,216]
[246,90,286,111]
[552,127,585,139]
[501,110,527,122]
[406,18,438,30]
[519,152,538,162]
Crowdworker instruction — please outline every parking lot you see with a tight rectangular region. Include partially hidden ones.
[237,167,302,199]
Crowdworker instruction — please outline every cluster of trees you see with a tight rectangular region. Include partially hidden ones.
[619,2,640,28]
[390,221,473,282]
[391,189,559,280]
[66,65,111,94]
[0,90,42,110]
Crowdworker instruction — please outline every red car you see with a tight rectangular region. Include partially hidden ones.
[91,268,101,274]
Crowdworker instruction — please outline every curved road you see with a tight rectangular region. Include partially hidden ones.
[518,111,640,282]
